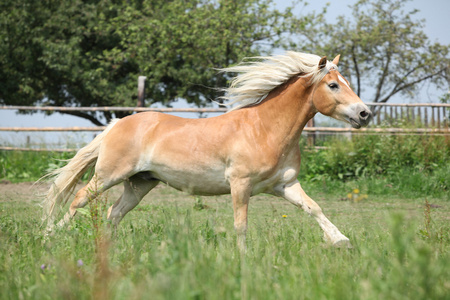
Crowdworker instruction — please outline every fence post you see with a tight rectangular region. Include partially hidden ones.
[437,106,441,129]
[137,76,147,108]
[431,107,435,127]
[443,106,448,129]
[307,118,315,147]
[384,105,388,124]
[417,107,419,123]
[389,106,393,125]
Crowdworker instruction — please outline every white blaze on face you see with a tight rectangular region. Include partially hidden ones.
[338,75,351,90]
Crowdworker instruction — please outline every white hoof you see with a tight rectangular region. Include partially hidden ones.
[333,238,353,249]
[324,232,353,248]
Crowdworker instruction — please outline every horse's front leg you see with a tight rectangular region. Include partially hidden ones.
[230,177,252,252]
[275,180,352,248]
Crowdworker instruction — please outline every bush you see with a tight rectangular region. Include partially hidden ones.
[299,133,450,198]
[0,151,74,182]
[300,133,449,180]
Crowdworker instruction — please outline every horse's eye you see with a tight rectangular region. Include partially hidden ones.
[328,83,339,90]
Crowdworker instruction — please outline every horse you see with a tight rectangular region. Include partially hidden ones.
[42,52,372,249]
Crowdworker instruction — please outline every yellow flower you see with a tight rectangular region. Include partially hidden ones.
[282,215,287,218]
[353,188,360,194]
[347,193,353,199]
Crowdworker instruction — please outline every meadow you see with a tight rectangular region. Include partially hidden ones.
[0,132,449,299]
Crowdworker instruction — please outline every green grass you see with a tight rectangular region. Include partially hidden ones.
[0,184,449,300]
[1,132,449,299]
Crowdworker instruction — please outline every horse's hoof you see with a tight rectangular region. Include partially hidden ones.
[333,239,353,249]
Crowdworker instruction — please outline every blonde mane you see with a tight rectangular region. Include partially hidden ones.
[220,51,337,111]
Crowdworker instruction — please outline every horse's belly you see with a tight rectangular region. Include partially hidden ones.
[152,168,231,196]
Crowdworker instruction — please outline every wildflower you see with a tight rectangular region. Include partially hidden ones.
[353,189,360,194]
[40,264,46,271]
[282,215,287,218]
[77,259,84,267]
[347,193,353,200]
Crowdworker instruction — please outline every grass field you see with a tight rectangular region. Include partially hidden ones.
[0,181,449,300]
[1,132,449,299]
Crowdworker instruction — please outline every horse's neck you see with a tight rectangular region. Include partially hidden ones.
[252,77,316,145]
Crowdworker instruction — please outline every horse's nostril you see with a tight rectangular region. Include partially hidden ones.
[360,110,369,119]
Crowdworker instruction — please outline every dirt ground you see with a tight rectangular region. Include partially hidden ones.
[0,181,51,204]
[0,181,178,204]
[0,180,239,207]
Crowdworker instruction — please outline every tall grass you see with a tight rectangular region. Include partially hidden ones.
[0,189,449,299]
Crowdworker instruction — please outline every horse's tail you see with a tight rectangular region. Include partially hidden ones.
[42,119,120,224]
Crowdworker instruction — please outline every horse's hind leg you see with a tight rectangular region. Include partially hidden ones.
[55,175,117,228]
[107,174,159,228]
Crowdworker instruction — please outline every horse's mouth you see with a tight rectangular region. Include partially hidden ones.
[349,118,362,129]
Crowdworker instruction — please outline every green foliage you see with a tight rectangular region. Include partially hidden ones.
[0,150,95,182]
[0,150,72,182]
[1,0,448,128]
[300,133,449,177]
[299,132,449,198]
[0,0,311,125]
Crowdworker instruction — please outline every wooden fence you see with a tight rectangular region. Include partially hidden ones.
[366,103,449,128]
[0,103,449,151]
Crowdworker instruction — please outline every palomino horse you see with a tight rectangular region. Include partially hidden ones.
[43,52,371,248]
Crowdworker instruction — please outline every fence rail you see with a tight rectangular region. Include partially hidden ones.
[0,126,448,134]
[366,103,449,128]
[0,106,228,113]
[1,104,449,152]
[0,127,106,132]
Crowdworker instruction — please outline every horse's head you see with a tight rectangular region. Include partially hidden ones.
[312,55,372,128]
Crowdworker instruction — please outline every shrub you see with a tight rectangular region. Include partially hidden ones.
[300,133,449,180]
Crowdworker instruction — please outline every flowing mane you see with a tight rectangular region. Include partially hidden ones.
[220,51,337,111]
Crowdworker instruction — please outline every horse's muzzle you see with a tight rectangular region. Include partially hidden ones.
[349,104,372,129]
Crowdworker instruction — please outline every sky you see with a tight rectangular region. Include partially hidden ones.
[1,0,449,146]
[278,0,450,45]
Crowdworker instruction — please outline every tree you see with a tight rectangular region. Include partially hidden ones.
[0,0,312,125]
[290,0,450,108]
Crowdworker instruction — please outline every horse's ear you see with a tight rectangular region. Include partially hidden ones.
[318,56,327,70]
[332,54,340,65]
